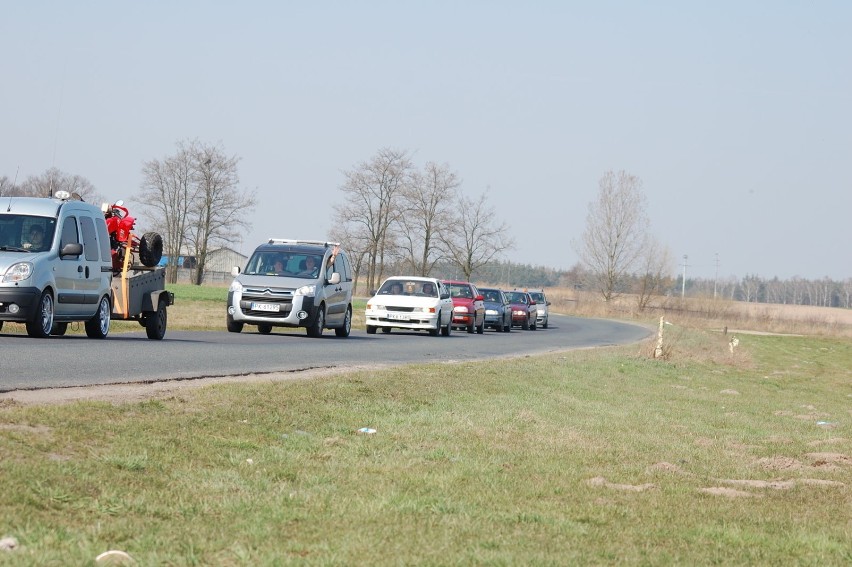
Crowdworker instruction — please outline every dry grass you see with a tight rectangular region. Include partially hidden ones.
[537,287,852,338]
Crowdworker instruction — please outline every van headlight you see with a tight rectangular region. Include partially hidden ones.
[228,279,243,293]
[295,285,316,297]
[2,262,33,283]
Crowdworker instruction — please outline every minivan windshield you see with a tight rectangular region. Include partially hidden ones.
[0,215,57,252]
[243,251,323,279]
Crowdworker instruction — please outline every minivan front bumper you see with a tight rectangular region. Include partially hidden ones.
[0,287,40,322]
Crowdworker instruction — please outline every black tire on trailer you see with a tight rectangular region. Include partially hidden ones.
[85,295,111,339]
[26,290,54,338]
[139,232,164,267]
[145,299,168,340]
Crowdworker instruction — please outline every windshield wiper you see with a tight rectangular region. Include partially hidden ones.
[0,245,29,252]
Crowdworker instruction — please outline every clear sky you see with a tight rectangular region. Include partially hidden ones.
[3,1,850,281]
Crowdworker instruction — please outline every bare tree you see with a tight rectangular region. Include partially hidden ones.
[334,148,413,290]
[16,167,103,203]
[137,142,196,284]
[137,140,255,285]
[0,176,14,197]
[575,170,649,302]
[442,191,513,281]
[398,162,459,276]
[186,141,256,285]
[635,236,673,310]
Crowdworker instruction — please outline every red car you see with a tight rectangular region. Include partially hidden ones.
[503,290,537,330]
[442,280,485,334]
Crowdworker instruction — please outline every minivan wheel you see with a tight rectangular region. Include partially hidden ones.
[257,323,272,334]
[51,322,68,336]
[26,291,54,338]
[227,315,243,333]
[335,306,352,337]
[307,305,324,337]
[85,295,111,338]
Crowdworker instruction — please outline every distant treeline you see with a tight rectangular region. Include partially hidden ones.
[382,260,851,309]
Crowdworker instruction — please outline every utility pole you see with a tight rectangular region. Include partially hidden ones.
[681,255,688,299]
[714,253,719,299]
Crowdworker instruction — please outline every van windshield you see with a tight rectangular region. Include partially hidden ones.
[0,215,57,252]
[243,252,324,279]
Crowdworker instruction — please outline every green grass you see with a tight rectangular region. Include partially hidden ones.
[1,331,851,565]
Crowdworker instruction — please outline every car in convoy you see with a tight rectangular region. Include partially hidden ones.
[504,289,537,330]
[364,277,453,336]
[478,287,512,332]
[442,280,485,334]
[227,239,353,338]
[0,192,114,338]
[527,289,550,329]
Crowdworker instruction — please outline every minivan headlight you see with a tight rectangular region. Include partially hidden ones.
[228,279,243,293]
[2,262,33,283]
[295,285,316,297]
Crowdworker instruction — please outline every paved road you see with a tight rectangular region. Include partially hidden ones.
[0,314,651,392]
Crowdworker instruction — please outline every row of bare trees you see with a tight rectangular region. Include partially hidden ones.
[135,139,256,284]
[0,167,104,204]
[329,148,513,292]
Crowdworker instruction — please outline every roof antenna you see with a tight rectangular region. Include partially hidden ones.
[6,166,19,212]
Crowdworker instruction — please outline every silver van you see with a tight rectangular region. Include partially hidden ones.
[0,192,113,338]
[227,239,353,337]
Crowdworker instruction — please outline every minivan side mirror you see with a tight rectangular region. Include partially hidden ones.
[60,243,83,257]
[231,266,241,276]
[328,272,341,285]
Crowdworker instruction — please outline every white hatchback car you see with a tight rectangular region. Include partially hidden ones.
[365,277,453,336]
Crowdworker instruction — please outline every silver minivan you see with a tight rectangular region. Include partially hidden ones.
[0,192,113,338]
[226,239,353,337]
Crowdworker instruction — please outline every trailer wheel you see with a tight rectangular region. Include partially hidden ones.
[85,296,111,339]
[139,232,163,267]
[145,299,168,340]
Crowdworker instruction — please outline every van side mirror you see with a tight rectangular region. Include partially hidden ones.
[60,243,83,257]
[328,272,341,285]
[231,266,241,276]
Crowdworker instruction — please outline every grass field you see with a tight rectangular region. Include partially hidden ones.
[1,284,850,564]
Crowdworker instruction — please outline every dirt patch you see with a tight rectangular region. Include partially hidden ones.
[587,477,656,492]
[0,365,387,407]
[755,456,804,471]
[700,487,759,498]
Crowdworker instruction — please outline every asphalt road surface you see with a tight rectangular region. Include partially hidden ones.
[0,314,651,392]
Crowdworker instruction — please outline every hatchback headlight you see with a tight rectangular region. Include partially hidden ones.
[2,262,32,283]
[453,305,469,313]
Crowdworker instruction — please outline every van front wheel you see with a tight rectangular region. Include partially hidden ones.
[26,291,54,338]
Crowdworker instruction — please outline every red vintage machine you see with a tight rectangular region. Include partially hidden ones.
[103,200,163,272]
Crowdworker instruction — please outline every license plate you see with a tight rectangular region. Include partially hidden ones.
[251,302,280,312]
[388,312,409,321]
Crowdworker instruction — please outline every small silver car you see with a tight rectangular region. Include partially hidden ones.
[527,289,550,329]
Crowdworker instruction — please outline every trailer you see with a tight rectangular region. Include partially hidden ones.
[110,244,174,340]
